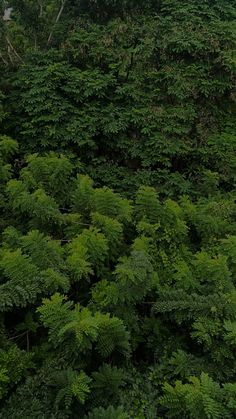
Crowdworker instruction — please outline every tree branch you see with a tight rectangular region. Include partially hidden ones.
[47,0,67,45]
[9,331,28,340]
[5,36,24,63]
[0,52,8,65]
[38,0,43,18]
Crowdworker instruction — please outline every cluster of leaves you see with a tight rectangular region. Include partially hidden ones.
[0,140,235,417]
[0,0,235,196]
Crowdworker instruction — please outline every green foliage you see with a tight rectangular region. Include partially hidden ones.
[0,248,41,310]
[0,345,33,399]
[50,368,91,408]
[0,1,236,417]
[0,146,235,415]
[135,186,161,224]
[0,136,18,162]
[3,0,235,197]
[86,405,128,419]
[90,363,126,408]
[161,373,236,418]
[37,293,130,357]
[92,249,154,311]
[68,227,108,275]
[21,153,76,206]
[0,136,18,228]
[91,212,123,259]
[72,175,94,217]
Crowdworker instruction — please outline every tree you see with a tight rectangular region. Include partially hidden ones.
[0,1,236,417]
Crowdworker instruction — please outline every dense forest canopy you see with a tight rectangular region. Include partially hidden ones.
[0,0,236,417]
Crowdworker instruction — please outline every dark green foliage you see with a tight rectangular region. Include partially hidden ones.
[1,0,235,196]
[86,405,128,419]
[0,1,236,417]
[160,373,236,418]
[0,345,33,399]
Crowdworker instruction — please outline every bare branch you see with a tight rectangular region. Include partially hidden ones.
[9,331,28,340]
[37,0,43,18]
[0,52,8,65]
[7,44,14,65]
[26,331,30,352]
[6,36,24,63]
[47,0,67,45]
